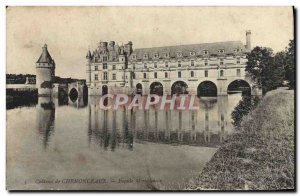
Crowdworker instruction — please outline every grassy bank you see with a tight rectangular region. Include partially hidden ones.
[191,89,295,190]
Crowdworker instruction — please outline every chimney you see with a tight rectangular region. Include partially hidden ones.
[246,30,251,51]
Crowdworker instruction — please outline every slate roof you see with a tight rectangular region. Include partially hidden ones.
[36,44,54,64]
[130,41,247,60]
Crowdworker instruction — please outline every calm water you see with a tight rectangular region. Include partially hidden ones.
[7,93,242,190]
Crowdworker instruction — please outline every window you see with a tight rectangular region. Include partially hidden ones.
[103,56,107,61]
[144,54,148,59]
[190,51,196,56]
[205,70,208,77]
[165,62,168,67]
[191,60,194,66]
[178,71,181,78]
[164,53,169,58]
[177,52,182,57]
[132,54,136,60]
[103,72,108,80]
[220,59,224,65]
[95,66,98,71]
[154,72,157,78]
[132,72,135,79]
[237,57,241,64]
[165,72,168,78]
[103,63,107,69]
[154,53,159,58]
[203,50,208,55]
[178,61,181,67]
[154,62,157,68]
[237,69,241,77]
[95,74,98,81]
[220,70,224,77]
[191,71,194,77]
[204,59,208,66]
[144,63,147,68]
[132,64,135,69]
[143,73,147,79]
[112,73,116,80]
[112,65,116,70]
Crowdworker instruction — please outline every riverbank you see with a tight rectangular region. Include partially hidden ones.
[190,89,294,190]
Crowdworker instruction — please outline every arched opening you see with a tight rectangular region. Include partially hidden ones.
[69,88,78,102]
[227,79,251,96]
[171,81,188,95]
[58,88,68,105]
[136,83,142,95]
[102,85,108,95]
[197,81,217,97]
[150,82,163,96]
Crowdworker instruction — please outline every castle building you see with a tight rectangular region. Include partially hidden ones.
[36,44,55,96]
[86,30,255,96]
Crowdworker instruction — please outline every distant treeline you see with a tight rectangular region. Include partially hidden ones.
[6,74,36,84]
[6,74,85,84]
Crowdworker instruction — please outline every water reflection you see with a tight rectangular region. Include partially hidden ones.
[36,97,55,148]
[35,94,241,150]
[87,95,237,150]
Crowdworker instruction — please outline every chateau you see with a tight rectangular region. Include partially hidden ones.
[86,30,259,96]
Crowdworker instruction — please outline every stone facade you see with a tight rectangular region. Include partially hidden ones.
[86,30,258,96]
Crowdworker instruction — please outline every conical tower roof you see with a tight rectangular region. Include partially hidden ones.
[36,44,53,64]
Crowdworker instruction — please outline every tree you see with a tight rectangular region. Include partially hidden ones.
[246,47,284,95]
[284,40,295,89]
[231,95,260,128]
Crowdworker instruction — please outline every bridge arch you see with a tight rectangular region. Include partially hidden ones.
[197,81,217,97]
[150,82,163,96]
[171,80,188,95]
[136,83,142,95]
[227,79,251,96]
[69,88,78,102]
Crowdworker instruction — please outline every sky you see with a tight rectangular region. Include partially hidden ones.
[7,7,294,79]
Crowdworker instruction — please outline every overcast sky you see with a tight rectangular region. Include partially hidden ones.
[7,7,294,79]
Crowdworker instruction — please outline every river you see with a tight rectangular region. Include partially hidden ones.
[6,93,242,190]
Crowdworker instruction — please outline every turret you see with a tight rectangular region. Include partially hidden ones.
[86,49,92,86]
[119,45,126,63]
[246,30,251,51]
[36,44,55,96]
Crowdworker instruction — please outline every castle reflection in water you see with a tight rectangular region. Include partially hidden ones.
[36,94,241,150]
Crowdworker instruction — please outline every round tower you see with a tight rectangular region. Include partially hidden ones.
[36,44,55,96]
[86,49,92,87]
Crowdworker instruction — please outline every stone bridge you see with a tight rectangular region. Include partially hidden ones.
[132,75,262,97]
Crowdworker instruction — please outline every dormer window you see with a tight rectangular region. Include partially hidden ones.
[143,54,148,59]
[178,61,181,67]
[191,60,194,66]
[190,51,196,56]
[154,53,159,59]
[220,58,224,65]
[218,49,225,54]
[132,54,136,60]
[203,50,209,55]
[236,57,241,64]
[164,52,170,58]
[103,56,108,61]
[204,59,208,66]
[176,52,182,57]
[154,62,157,68]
